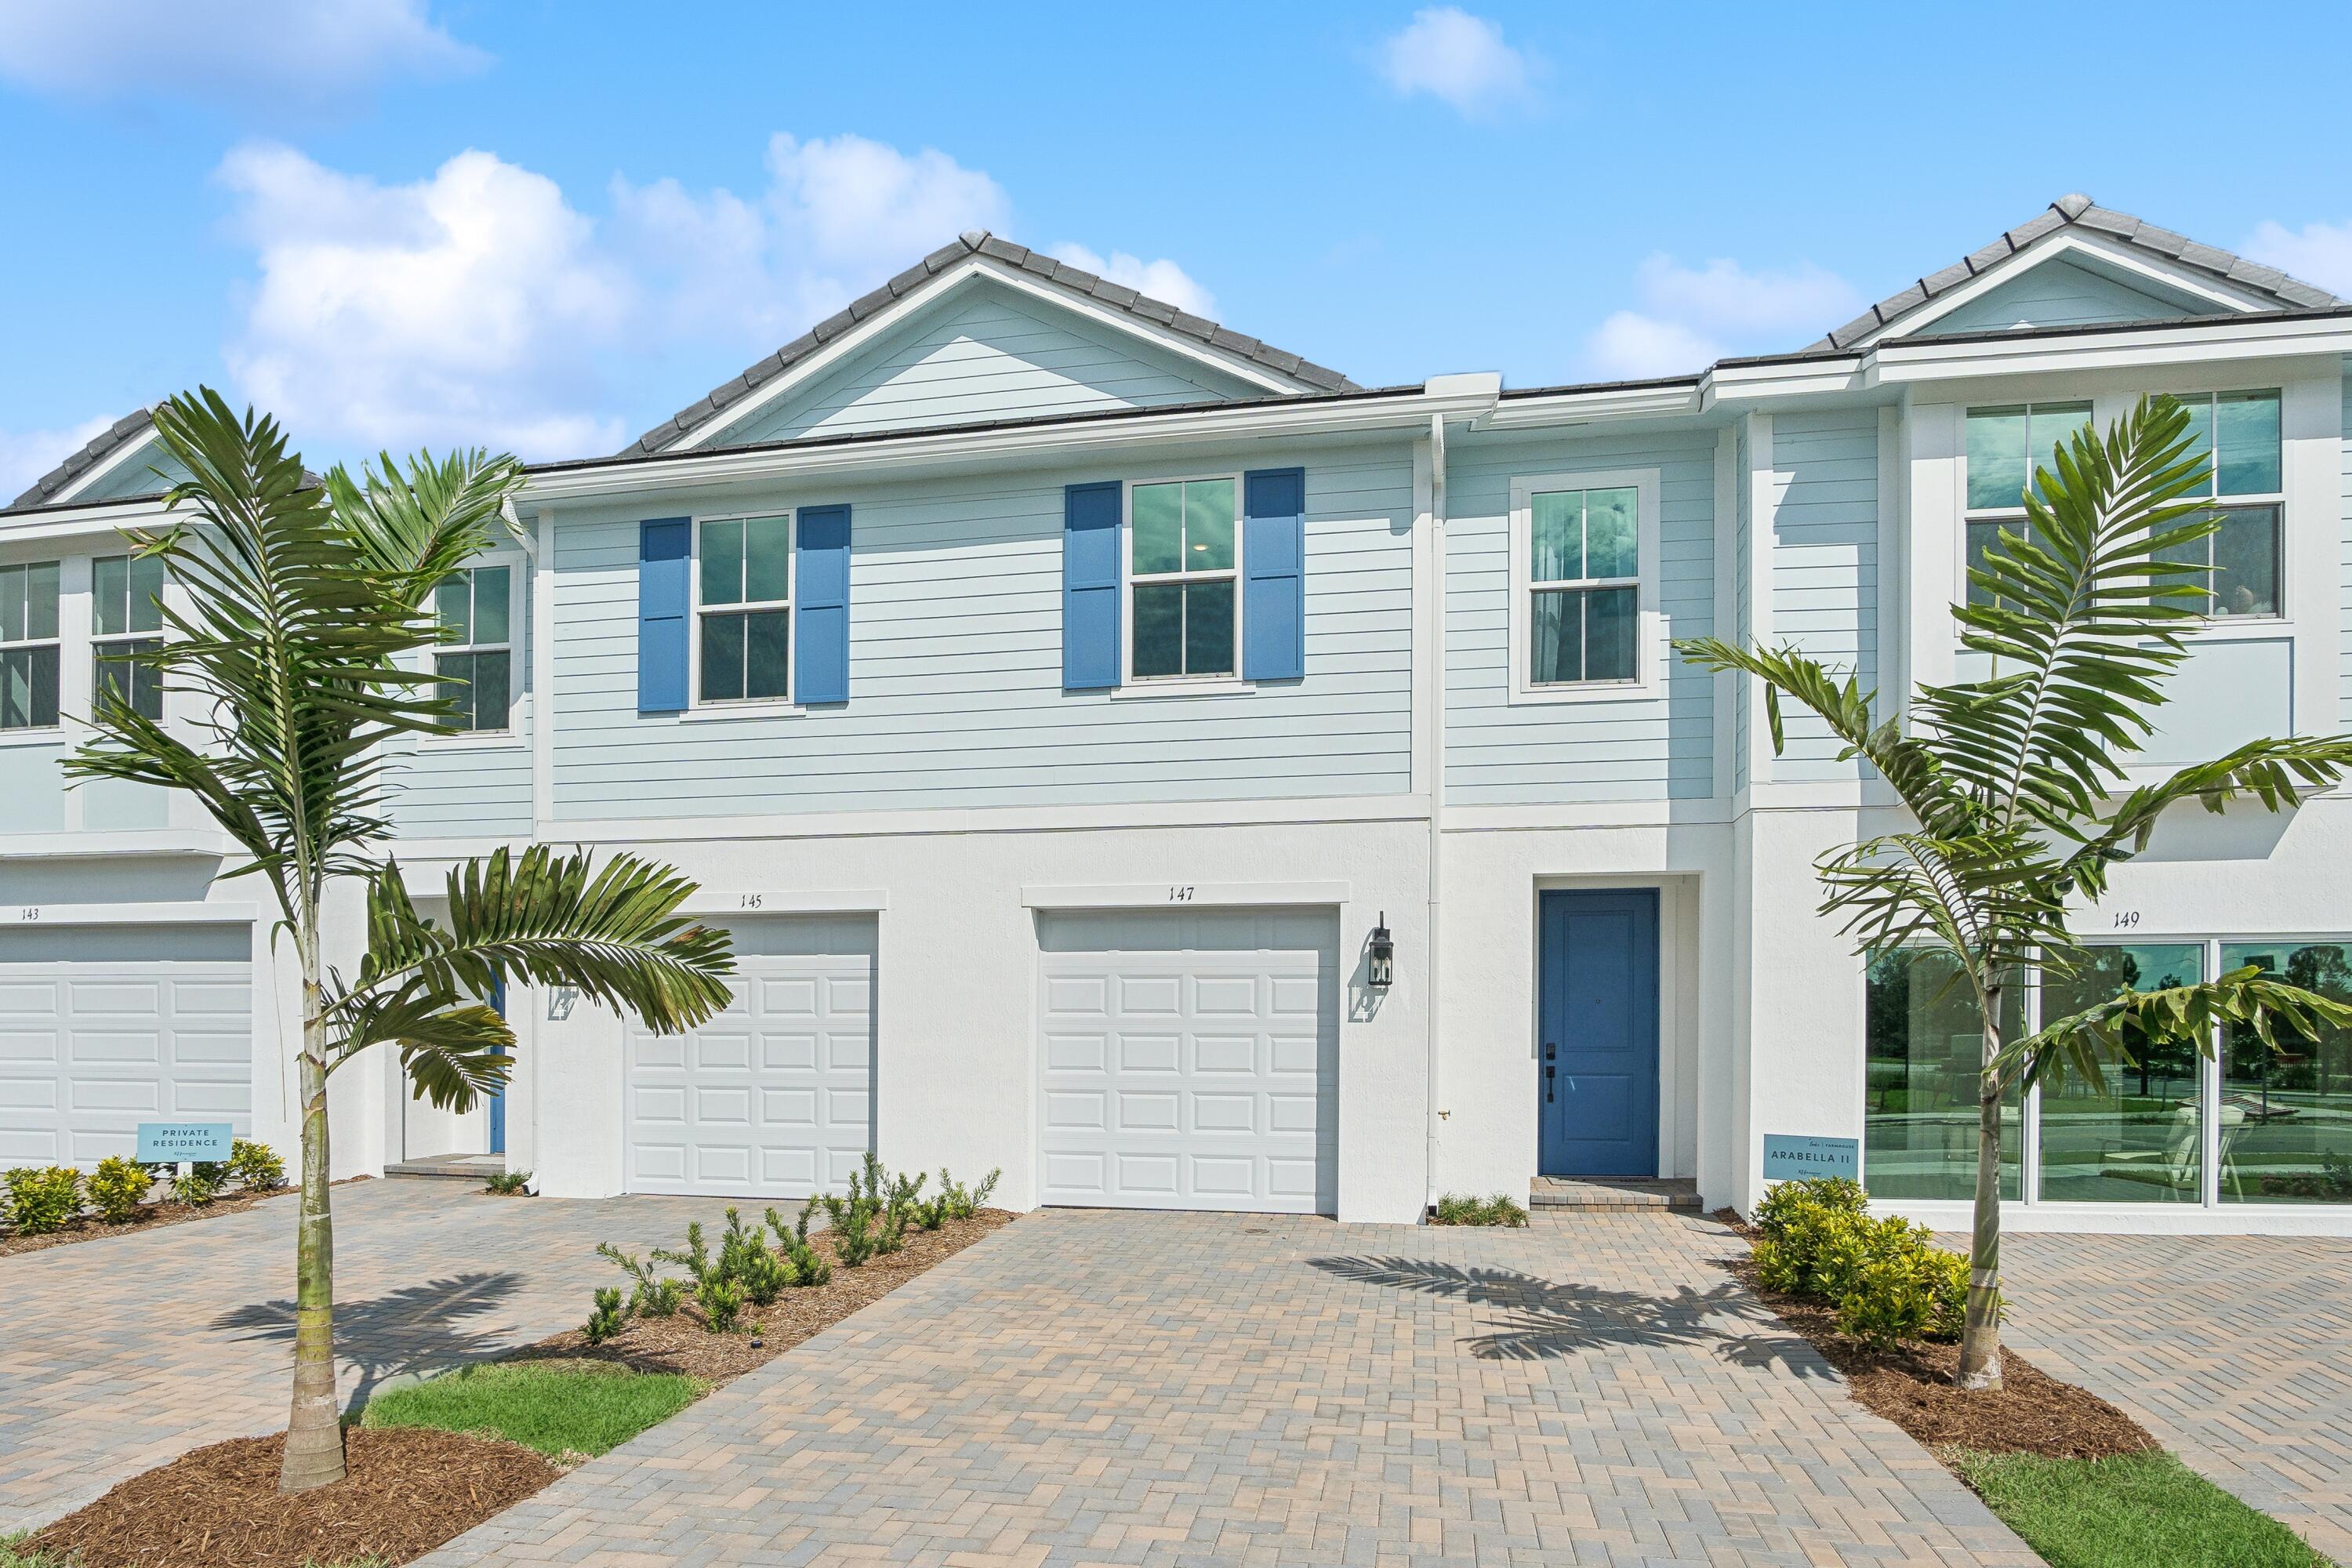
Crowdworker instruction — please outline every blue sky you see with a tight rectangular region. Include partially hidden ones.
[5,0,2352,491]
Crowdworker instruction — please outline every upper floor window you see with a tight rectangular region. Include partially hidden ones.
[1964,401,2090,608]
[92,553,165,722]
[2158,389,2281,619]
[432,564,513,731]
[698,514,790,704]
[1129,477,1237,681]
[0,561,60,731]
[1506,468,1659,704]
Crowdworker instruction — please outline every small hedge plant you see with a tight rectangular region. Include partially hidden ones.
[86,1156,153,1223]
[1749,1175,1980,1348]
[228,1138,286,1189]
[1431,1192,1530,1227]
[2,1166,81,1235]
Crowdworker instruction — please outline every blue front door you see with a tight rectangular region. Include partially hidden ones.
[1538,889,1660,1178]
[487,976,506,1157]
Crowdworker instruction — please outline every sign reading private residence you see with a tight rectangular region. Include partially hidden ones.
[1762,1134,1859,1183]
[136,1122,233,1163]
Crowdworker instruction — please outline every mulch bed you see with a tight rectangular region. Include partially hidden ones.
[21,1426,557,1568]
[1711,1209,2156,1460]
[0,1178,374,1261]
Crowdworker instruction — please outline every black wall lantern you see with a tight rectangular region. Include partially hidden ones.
[1367,913,1396,989]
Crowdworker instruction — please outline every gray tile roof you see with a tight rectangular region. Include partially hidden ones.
[619,232,1359,457]
[9,406,158,510]
[1808,192,2345,351]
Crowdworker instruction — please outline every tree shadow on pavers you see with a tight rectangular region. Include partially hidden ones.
[1309,1256,1833,1375]
[209,1271,524,1414]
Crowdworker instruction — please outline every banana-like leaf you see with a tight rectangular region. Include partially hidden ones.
[1996,967,2352,1096]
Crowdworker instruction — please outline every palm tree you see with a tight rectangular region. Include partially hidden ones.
[66,390,735,1490]
[1680,394,2352,1389]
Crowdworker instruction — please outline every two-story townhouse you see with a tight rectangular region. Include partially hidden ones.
[6,194,2352,1235]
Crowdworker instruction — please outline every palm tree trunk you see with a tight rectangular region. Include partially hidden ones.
[278,953,345,1492]
[1956,982,2005,1390]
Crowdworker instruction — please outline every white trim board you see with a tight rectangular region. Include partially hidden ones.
[1020,880,1350,909]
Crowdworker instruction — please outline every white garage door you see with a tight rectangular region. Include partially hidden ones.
[0,924,254,1168]
[1037,908,1338,1214]
[623,914,875,1200]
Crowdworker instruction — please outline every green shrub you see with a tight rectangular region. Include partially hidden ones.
[2,1166,81,1235]
[596,1241,684,1317]
[651,1221,717,1291]
[698,1276,746,1334]
[717,1208,793,1304]
[483,1168,531,1195]
[172,1162,226,1207]
[228,1138,286,1190]
[764,1207,831,1286]
[86,1156,153,1223]
[583,1287,627,1345]
[1752,1175,1866,1240]
[1430,1192,1530,1226]
[821,1153,909,1267]
[1748,1177,1983,1345]
[937,1167,1000,1222]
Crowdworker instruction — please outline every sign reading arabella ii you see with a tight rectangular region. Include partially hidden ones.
[1762,1134,1859,1182]
[135,1122,234,1163]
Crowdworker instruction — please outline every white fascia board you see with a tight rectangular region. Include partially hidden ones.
[1701,358,1869,407]
[521,387,1497,507]
[1867,312,2352,385]
[1020,880,1351,909]
[0,899,254,924]
[0,497,173,544]
[664,257,1310,454]
[39,427,162,508]
[0,828,236,858]
[1475,381,1704,430]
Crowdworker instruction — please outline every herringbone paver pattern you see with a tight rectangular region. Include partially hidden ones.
[0,1178,708,1530]
[2002,1231,2352,1561]
[423,1209,2032,1567]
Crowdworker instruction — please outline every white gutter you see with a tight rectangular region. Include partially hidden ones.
[1424,409,1448,1214]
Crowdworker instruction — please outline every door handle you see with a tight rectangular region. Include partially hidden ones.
[1544,1063,1555,1103]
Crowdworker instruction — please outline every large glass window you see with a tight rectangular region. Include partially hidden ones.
[2036,944,2205,1203]
[1863,950,2022,1200]
[1129,478,1236,680]
[1527,486,1638,685]
[92,552,165,722]
[431,564,513,732]
[2220,942,2352,1203]
[0,561,60,731]
[1963,402,2091,608]
[2155,389,2281,619]
[699,516,790,704]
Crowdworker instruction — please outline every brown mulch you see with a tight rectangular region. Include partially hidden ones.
[1713,1214,2157,1460]
[22,1425,557,1568]
[0,1177,372,1261]
[514,1207,1017,1382]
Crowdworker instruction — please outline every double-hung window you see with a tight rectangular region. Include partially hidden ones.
[1507,470,1658,701]
[1963,401,2092,608]
[1129,477,1237,681]
[698,514,790,703]
[0,561,60,731]
[92,553,165,722]
[432,564,513,732]
[2158,389,2281,619]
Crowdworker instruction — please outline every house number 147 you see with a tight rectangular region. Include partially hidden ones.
[1167,886,1196,902]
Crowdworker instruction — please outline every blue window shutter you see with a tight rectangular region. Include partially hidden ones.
[1063,481,1122,690]
[637,517,691,713]
[796,503,851,705]
[1243,467,1306,681]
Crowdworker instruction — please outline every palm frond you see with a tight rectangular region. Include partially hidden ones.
[1998,966,2352,1095]
[336,997,514,1111]
[327,448,528,613]
[2058,734,2352,898]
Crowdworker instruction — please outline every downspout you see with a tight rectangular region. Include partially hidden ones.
[1424,411,1448,1212]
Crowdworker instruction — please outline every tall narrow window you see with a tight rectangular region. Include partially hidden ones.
[2036,943,2205,1203]
[2156,389,2282,618]
[1129,478,1236,680]
[699,515,790,703]
[432,564,513,732]
[92,552,165,721]
[1963,402,2092,607]
[2220,941,2352,1203]
[1862,949,2023,1200]
[0,561,60,731]
[1527,486,1638,685]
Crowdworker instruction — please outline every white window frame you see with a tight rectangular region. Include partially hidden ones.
[689,510,799,714]
[2153,387,2287,624]
[0,557,64,737]
[1957,398,2096,620]
[424,553,524,742]
[89,550,166,724]
[1120,473,1246,691]
[1507,466,1664,706]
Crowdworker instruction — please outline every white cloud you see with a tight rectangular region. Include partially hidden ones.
[0,415,115,503]
[1377,7,1539,118]
[1049,244,1217,318]
[1585,253,1861,377]
[0,0,483,109]
[2244,218,2352,297]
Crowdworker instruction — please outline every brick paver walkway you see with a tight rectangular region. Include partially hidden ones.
[0,1178,709,1530]
[2001,1231,2352,1561]
[424,1208,2031,1567]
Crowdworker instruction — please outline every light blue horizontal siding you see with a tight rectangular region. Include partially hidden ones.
[1443,426,1715,807]
[1924,258,2192,337]
[549,445,1414,818]
[389,562,536,840]
[711,280,1252,447]
[1769,410,1878,781]
[1733,420,1751,793]
[71,434,191,501]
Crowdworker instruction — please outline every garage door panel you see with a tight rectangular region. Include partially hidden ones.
[694,1086,752,1124]
[1116,1033,1178,1073]
[171,982,249,1014]
[0,1032,59,1062]
[760,1146,818,1187]
[70,1079,160,1112]
[1044,1090,1105,1129]
[694,1144,753,1184]
[693,1033,753,1072]
[761,1087,817,1125]
[0,982,59,1014]
[1113,1151,1180,1196]
[0,1077,56,1109]
[71,1032,161,1063]
[633,1143,687,1180]
[74,981,165,1014]
[173,1082,249,1114]
[1044,975,1109,1014]
[1044,1032,1105,1072]
[1192,1034,1255,1074]
[1189,1092,1257,1132]
[1116,1091,1179,1131]
[1114,975,1181,1014]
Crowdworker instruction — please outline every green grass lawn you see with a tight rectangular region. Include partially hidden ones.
[359,1359,705,1460]
[1950,1450,2333,1568]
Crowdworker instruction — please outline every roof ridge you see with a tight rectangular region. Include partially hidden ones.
[619,232,1358,457]
[7,405,159,510]
[1807,193,2344,351]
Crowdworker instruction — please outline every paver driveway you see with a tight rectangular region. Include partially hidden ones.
[425,1208,2031,1568]
[0,1178,708,1530]
[2002,1231,2352,1562]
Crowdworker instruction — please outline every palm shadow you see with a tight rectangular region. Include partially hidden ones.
[209,1270,524,1413]
[1308,1255,1833,1377]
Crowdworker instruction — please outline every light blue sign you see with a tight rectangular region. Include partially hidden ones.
[136,1122,233,1163]
[1762,1133,1859,1182]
